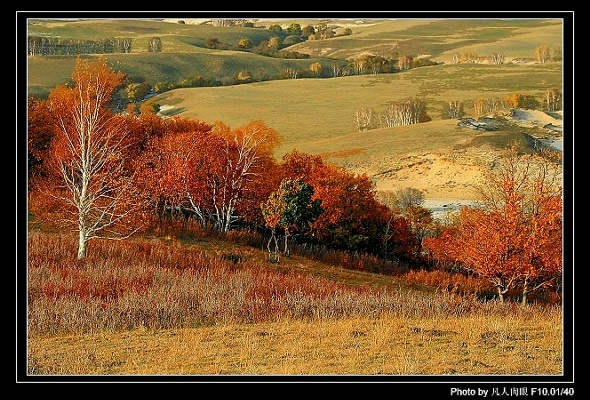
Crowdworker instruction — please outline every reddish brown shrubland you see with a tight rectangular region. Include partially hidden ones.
[29,232,550,337]
[403,269,494,296]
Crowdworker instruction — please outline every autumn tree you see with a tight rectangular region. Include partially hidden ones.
[132,117,280,233]
[279,150,419,261]
[473,97,504,117]
[210,120,281,232]
[139,101,160,115]
[301,25,315,39]
[286,23,302,36]
[380,98,431,127]
[461,52,479,63]
[377,189,427,260]
[398,55,414,70]
[381,208,417,264]
[392,187,425,211]
[552,45,562,62]
[543,88,562,112]
[389,188,431,242]
[504,93,522,109]
[314,23,335,40]
[133,124,216,229]
[309,62,322,77]
[352,57,367,75]
[442,101,465,119]
[238,38,252,49]
[504,93,539,110]
[45,57,135,259]
[237,70,253,83]
[205,38,220,49]
[125,82,151,103]
[28,97,57,186]
[355,107,375,131]
[267,36,282,51]
[284,68,299,79]
[281,151,389,253]
[489,52,505,65]
[423,145,562,303]
[235,158,281,229]
[148,37,162,52]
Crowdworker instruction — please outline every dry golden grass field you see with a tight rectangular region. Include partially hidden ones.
[29,312,562,376]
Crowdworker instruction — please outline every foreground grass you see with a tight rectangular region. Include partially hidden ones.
[28,311,562,375]
[26,230,562,376]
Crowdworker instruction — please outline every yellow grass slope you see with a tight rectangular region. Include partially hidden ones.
[29,311,562,375]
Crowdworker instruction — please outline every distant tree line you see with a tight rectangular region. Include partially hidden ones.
[28,36,133,56]
[450,44,562,65]
[354,88,562,132]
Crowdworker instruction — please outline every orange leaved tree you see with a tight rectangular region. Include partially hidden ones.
[423,145,562,303]
[44,57,136,259]
[134,128,219,228]
[211,120,281,232]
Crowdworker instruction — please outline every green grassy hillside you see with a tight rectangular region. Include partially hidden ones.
[153,62,562,160]
[27,18,280,53]
[26,17,563,98]
[279,18,563,62]
[27,51,345,99]
[27,18,349,98]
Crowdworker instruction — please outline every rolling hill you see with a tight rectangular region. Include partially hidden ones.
[25,15,565,202]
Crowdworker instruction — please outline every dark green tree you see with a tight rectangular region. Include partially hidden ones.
[261,178,322,257]
[286,23,302,36]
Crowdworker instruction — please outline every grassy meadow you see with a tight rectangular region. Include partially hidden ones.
[29,313,562,376]
[289,18,563,62]
[23,15,569,380]
[26,17,563,99]
[154,62,562,172]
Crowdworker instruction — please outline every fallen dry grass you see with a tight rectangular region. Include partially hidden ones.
[28,311,562,376]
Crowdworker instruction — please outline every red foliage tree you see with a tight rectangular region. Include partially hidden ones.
[423,145,562,303]
[27,97,57,187]
[279,150,416,257]
[134,119,281,233]
[134,127,219,229]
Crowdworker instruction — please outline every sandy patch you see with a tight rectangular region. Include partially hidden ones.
[510,109,562,132]
[373,152,486,201]
[372,109,563,206]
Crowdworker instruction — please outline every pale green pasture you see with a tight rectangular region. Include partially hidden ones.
[154,62,562,159]
[27,51,344,98]
[288,18,563,61]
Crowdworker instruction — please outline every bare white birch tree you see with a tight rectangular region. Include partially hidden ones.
[48,58,137,259]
